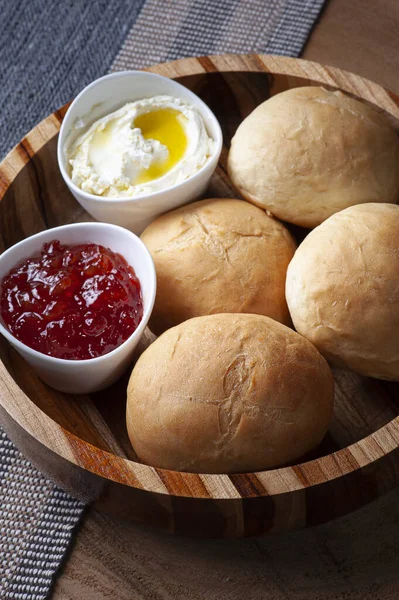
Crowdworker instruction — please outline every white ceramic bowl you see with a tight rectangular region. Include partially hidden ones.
[0,223,156,394]
[57,71,223,234]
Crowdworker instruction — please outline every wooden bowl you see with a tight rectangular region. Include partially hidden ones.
[1,54,399,539]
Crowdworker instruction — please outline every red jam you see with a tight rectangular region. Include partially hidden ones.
[0,240,143,360]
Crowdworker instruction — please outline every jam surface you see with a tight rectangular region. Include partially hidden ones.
[1,240,143,360]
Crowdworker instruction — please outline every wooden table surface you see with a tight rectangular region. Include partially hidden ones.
[52,1,399,598]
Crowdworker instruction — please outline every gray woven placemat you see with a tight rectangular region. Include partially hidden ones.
[0,429,85,600]
[0,0,326,597]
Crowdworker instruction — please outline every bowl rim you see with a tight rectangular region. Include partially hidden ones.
[1,53,399,501]
[0,221,157,366]
[56,69,224,204]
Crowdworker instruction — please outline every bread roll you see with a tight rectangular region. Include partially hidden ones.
[228,87,399,227]
[286,203,399,380]
[141,198,296,335]
[126,314,334,473]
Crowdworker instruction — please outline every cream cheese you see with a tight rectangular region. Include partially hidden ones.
[68,95,216,197]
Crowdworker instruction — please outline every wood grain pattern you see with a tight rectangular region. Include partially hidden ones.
[53,491,399,600]
[303,0,399,95]
[0,55,399,537]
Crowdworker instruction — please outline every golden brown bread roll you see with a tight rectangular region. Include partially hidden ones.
[141,198,296,335]
[286,203,399,380]
[126,314,334,473]
[228,87,399,227]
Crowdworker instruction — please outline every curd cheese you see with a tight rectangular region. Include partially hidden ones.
[68,96,216,197]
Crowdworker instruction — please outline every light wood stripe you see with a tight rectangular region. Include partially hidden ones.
[255,467,306,494]
[199,474,242,499]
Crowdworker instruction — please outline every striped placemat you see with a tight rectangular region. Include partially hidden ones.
[0,0,326,597]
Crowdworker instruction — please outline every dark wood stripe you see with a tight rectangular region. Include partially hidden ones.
[54,101,72,122]
[20,138,49,228]
[229,473,267,497]
[15,141,32,165]
[53,109,65,124]
[197,55,219,73]
[292,465,311,487]
[156,470,211,498]
[333,448,360,472]
[19,137,35,159]
[250,53,271,73]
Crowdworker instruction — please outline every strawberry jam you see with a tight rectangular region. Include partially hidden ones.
[0,240,143,360]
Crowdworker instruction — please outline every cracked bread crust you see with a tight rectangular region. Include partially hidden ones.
[126,314,334,473]
[227,87,399,228]
[141,198,296,335]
